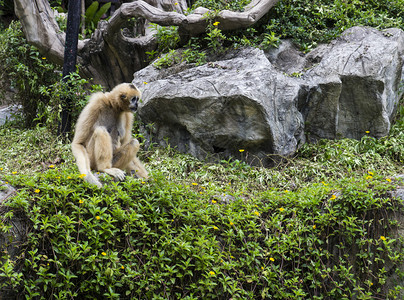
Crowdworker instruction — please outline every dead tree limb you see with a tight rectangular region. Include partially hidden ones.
[14,0,280,88]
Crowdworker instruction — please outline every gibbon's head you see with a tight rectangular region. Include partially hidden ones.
[111,83,142,112]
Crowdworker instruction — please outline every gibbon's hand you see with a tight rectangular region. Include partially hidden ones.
[103,168,126,181]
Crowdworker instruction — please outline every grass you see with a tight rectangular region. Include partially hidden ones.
[0,115,403,299]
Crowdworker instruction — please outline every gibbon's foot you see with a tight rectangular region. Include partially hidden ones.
[129,169,148,180]
[94,171,125,184]
[86,173,103,188]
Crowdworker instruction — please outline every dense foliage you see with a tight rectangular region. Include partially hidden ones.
[0,114,403,298]
[267,0,404,51]
[0,21,60,127]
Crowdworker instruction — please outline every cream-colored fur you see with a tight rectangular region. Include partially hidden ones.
[72,83,148,187]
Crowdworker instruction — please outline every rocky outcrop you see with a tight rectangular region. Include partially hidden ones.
[134,47,305,165]
[298,27,404,141]
[133,26,404,164]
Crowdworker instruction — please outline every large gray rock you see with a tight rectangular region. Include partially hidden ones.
[134,48,305,165]
[300,27,404,141]
[133,26,404,162]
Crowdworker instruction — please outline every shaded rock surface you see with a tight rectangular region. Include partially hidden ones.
[133,26,404,163]
[134,47,305,165]
[0,183,26,260]
[299,27,404,141]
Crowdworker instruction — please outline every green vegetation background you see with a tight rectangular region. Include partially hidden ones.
[0,0,403,299]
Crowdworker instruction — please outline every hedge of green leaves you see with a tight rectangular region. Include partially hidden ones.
[267,0,404,51]
[0,130,402,299]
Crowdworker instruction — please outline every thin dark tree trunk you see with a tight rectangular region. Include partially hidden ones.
[58,0,81,137]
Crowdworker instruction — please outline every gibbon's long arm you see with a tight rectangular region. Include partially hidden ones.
[71,94,104,188]
[71,143,103,188]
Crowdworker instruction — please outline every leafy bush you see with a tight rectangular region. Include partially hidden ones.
[0,22,103,133]
[85,1,112,36]
[0,21,61,127]
[267,0,404,51]
[39,72,103,134]
[0,123,402,299]
[190,0,251,12]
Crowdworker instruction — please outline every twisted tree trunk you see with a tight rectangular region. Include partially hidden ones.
[14,0,279,88]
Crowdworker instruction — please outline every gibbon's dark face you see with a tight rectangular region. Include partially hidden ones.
[128,84,140,112]
[129,95,139,112]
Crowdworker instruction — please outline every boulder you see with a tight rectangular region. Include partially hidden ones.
[133,48,305,166]
[300,27,404,141]
[133,26,404,162]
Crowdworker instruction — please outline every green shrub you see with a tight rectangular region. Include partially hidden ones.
[267,0,404,51]
[190,0,251,12]
[0,125,402,299]
[0,21,61,127]
[39,71,103,134]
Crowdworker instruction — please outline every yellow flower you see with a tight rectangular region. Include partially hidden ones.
[229,222,234,226]
[279,207,284,212]
[253,211,260,216]
[0,168,3,171]
[212,199,217,204]
[96,216,101,220]
[34,189,40,193]
[209,271,215,276]
[368,171,374,175]
[192,182,198,186]
[386,178,392,182]
[79,199,84,204]
[330,194,337,200]
[174,2,178,4]
[213,21,220,26]
[121,266,124,269]
[269,257,275,262]
[101,252,107,256]
[366,175,373,180]
[313,225,316,229]
[42,57,46,60]
[213,226,218,230]
[141,181,146,184]
[284,190,289,193]
[321,181,328,186]
[79,174,87,178]
[12,171,17,174]
[143,81,148,85]
[365,130,370,134]
[49,165,55,168]
[67,176,72,179]
[380,236,386,241]
[239,149,245,152]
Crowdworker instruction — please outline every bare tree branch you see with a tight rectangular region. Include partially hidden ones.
[14,0,66,65]
[13,0,280,88]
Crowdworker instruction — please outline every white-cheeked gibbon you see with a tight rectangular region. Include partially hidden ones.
[71,83,148,188]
